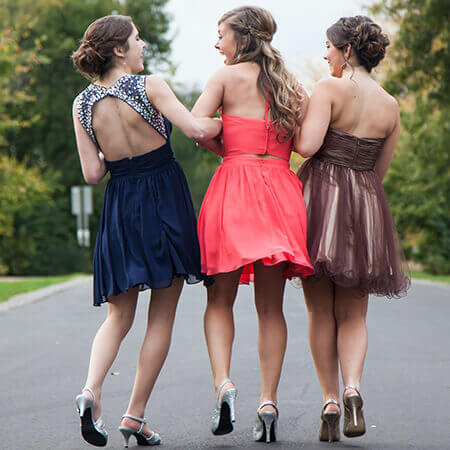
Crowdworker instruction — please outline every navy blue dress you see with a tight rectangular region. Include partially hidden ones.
[76,74,203,306]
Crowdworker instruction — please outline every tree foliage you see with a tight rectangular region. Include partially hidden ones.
[371,0,449,273]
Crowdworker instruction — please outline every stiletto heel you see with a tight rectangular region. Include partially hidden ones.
[211,379,238,435]
[75,387,108,447]
[318,399,340,443]
[118,414,161,447]
[253,401,278,443]
[119,428,133,448]
[343,386,365,438]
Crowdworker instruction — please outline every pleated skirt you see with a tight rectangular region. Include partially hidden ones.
[198,155,314,284]
[93,145,202,306]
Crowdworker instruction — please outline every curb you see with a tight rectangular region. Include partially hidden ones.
[0,276,92,313]
[412,278,450,290]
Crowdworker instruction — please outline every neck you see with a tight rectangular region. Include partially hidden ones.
[98,67,132,86]
[342,64,368,79]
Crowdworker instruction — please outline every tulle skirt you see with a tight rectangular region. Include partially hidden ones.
[297,158,410,298]
[198,155,314,284]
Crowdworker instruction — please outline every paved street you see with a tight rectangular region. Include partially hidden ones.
[0,278,449,449]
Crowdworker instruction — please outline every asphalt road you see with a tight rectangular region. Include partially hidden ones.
[0,278,449,449]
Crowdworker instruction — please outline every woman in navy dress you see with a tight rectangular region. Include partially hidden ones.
[71,15,221,447]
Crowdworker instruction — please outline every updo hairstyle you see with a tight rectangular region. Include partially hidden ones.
[326,16,390,72]
[72,15,133,79]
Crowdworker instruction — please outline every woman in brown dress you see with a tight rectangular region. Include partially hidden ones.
[295,16,410,443]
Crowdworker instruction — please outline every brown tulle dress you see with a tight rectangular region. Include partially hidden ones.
[297,127,410,298]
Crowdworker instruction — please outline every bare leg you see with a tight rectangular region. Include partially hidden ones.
[253,262,287,414]
[204,269,242,398]
[83,287,139,420]
[334,286,368,398]
[121,277,184,437]
[302,277,340,413]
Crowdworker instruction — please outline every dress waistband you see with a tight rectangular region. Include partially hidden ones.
[106,144,174,178]
[221,155,289,168]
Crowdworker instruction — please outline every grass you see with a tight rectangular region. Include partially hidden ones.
[411,271,450,284]
[0,274,86,303]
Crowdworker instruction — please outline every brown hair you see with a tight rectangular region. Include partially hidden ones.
[219,6,304,142]
[326,16,390,73]
[72,15,133,79]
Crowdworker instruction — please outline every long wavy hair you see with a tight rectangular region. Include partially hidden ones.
[219,6,303,142]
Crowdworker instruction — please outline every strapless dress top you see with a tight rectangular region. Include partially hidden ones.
[221,104,292,161]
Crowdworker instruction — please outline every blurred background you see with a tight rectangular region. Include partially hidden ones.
[0,0,448,278]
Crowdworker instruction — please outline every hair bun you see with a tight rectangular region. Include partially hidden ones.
[352,21,390,71]
[72,43,106,78]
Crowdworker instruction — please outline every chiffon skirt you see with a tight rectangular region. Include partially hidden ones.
[198,155,314,284]
[93,145,202,306]
[297,158,410,298]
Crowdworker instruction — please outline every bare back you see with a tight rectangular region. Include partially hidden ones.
[92,95,166,162]
[221,62,268,120]
[329,74,397,139]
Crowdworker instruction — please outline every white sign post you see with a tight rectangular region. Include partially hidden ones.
[71,186,93,247]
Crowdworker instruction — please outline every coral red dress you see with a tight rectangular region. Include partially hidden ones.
[198,103,314,283]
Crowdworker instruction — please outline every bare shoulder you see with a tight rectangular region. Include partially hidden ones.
[311,77,341,98]
[145,74,169,91]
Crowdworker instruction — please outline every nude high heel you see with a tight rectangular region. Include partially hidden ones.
[343,385,365,438]
[319,399,340,443]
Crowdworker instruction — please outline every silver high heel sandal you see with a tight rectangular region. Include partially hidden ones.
[118,414,161,447]
[211,378,237,435]
[75,387,108,447]
[253,401,279,443]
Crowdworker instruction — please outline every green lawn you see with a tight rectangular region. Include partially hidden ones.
[0,274,86,303]
[411,271,450,284]
[0,271,447,304]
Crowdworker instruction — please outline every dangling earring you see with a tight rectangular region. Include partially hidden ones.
[341,61,347,70]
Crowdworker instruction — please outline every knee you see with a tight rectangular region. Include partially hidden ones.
[108,310,135,336]
[334,304,366,325]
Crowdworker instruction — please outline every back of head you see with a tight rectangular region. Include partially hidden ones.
[326,16,390,73]
[72,15,133,79]
[219,6,303,141]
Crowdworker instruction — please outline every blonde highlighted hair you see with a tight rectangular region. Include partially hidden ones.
[219,6,304,141]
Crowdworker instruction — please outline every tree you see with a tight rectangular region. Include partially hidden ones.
[370,0,449,273]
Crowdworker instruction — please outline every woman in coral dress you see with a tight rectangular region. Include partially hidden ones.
[192,6,313,443]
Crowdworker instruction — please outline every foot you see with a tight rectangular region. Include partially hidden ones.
[215,380,235,404]
[81,388,102,422]
[120,416,155,439]
[259,400,278,416]
[343,386,360,402]
[323,402,340,414]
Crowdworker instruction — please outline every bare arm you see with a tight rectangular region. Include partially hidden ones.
[145,75,221,140]
[374,104,401,180]
[294,79,333,157]
[72,99,107,185]
[191,69,226,155]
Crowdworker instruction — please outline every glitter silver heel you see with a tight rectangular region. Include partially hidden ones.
[211,379,237,435]
[253,401,278,443]
[118,414,161,447]
[75,387,108,447]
